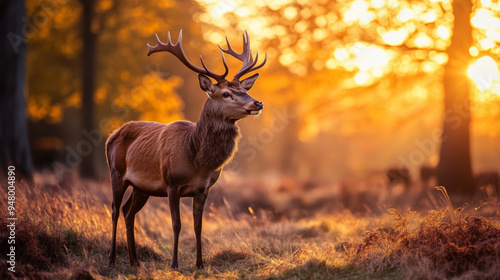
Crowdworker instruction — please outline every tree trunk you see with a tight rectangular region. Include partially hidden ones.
[436,0,475,196]
[0,0,33,181]
[80,0,97,178]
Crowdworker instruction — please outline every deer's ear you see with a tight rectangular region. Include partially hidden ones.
[240,73,259,91]
[198,74,215,97]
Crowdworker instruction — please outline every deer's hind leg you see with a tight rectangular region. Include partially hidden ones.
[109,175,129,265]
[122,187,150,266]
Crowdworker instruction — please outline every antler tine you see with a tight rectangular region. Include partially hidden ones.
[219,38,245,61]
[200,51,228,79]
[147,29,228,82]
[219,30,267,81]
[242,31,249,57]
[250,52,267,72]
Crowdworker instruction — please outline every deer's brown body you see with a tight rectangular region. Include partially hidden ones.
[107,30,265,269]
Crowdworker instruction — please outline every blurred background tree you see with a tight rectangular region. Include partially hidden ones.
[437,0,474,196]
[0,0,33,181]
[25,0,197,178]
[15,0,500,195]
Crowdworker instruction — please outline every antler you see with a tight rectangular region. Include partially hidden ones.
[147,30,266,83]
[147,30,229,83]
[219,30,267,81]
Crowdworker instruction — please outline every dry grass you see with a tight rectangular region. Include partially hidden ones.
[0,172,499,279]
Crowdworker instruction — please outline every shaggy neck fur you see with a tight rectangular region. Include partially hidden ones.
[190,98,241,174]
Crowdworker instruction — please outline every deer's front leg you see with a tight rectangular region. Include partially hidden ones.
[168,187,181,269]
[193,191,208,269]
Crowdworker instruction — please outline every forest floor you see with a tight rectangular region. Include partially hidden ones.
[1,171,499,279]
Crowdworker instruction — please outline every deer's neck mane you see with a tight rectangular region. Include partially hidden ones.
[190,99,241,174]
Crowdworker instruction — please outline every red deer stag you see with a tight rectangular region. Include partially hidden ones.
[106,30,266,269]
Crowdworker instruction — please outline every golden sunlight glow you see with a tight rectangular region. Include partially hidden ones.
[294,21,308,33]
[382,29,409,46]
[469,46,479,56]
[414,33,433,48]
[481,0,492,8]
[325,58,336,69]
[421,11,437,23]
[283,6,298,20]
[334,48,349,62]
[352,43,390,72]
[429,51,448,65]
[193,0,499,101]
[479,38,495,50]
[235,7,251,17]
[354,72,370,85]
[343,0,370,24]
[279,48,297,66]
[436,26,451,40]
[397,8,415,23]
[343,43,392,85]
[468,56,500,92]
[471,8,500,30]
[208,0,236,18]
[471,7,500,42]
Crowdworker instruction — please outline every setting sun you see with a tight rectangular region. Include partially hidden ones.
[468,56,500,93]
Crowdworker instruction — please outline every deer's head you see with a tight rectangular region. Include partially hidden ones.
[147,30,266,121]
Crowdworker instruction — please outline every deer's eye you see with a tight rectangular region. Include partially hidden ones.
[222,92,230,98]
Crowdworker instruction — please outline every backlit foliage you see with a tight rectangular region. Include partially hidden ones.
[25,0,187,131]
[195,0,500,140]
[349,208,500,279]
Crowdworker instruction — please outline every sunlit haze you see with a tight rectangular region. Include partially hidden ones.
[24,0,500,179]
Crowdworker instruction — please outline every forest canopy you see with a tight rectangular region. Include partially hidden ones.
[24,0,500,179]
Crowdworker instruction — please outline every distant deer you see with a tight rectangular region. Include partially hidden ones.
[474,171,499,195]
[106,30,266,269]
[386,167,411,192]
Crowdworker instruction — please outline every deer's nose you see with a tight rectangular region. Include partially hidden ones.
[254,101,264,110]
